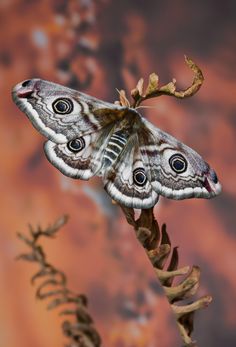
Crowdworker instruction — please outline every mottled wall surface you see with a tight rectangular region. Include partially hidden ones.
[0,0,236,346]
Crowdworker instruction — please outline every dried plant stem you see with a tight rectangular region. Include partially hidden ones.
[17,216,101,347]
[120,206,212,347]
[116,56,204,108]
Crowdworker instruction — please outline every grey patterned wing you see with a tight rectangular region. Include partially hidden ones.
[139,119,221,200]
[103,134,159,209]
[44,124,115,180]
[12,79,127,143]
[12,78,221,206]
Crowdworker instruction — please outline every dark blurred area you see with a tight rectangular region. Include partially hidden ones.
[0,0,236,346]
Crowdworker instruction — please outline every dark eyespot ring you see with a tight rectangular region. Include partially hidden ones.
[67,137,85,153]
[169,154,188,173]
[52,98,73,114]
[133,168,147,187]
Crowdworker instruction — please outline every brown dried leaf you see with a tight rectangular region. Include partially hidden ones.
[130,87,139,100]
[60,308,93,324]
[48,295,86,310]
[184,55,204,94]
[47,215,69,235]
[163,266,200,303]
[167,247,179,272]
[17,253,39,262]
[159,79,176,94]
[178,311,195,342]
[31,266,59,284]
[131,78,144,101]
[163,247,179,287]
[47,296,75,310]
[155,266,190,282]
[176,318,195,346]
[136,208,160,249]
[147,244,171,269]
[16,232,33,247]
[62,321,101,347]
[36,278,67,299]
[136,227,152,244]
[117,89,130,107]
[158,57,204,99]
[136,78,144,95]
[160,223,171,246]
[145,73,159,96]
[172,295,213,318]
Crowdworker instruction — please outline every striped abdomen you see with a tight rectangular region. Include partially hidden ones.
[102,131,128,169]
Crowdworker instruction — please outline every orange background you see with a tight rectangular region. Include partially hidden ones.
[0,1,236,346]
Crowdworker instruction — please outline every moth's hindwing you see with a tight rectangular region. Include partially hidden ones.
[44,123,115,179]
[104,134,159,209]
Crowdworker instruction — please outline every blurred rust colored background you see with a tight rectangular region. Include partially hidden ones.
[0,1,236,346]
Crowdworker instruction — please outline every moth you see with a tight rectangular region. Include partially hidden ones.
[12,79,221,209]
